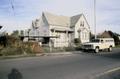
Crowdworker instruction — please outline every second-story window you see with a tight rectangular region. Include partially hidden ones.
[80,21,84,27]
[83,21,84,27]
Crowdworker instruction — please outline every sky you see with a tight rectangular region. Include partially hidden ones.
[0,0,120,34]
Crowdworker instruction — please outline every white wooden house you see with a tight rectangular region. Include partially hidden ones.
[27,12,90,47]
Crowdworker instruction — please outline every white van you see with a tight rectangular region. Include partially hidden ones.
[81,38,115,53]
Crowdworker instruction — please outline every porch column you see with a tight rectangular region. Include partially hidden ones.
[53,29,56,47]
[54,29,55,35]
[66,31,69,46]
[78,29,81,39]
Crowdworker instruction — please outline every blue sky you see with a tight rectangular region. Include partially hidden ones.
[0,0,120,34]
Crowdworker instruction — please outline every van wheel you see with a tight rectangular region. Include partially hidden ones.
[95,47,99,53]
[108,46,112,52]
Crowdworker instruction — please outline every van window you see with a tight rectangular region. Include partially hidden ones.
[91,39,100,43]
[105,40,113,42]
[101,40,104,43]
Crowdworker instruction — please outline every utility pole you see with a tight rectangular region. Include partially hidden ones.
[94,0,97,39]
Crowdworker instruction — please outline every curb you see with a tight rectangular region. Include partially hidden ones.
[36,52,73,56]
[35,51,82,56]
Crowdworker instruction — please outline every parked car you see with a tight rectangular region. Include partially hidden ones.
[81,38,115,53]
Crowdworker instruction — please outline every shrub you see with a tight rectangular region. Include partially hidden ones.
[22,42,43,54]
[42,47,51,53]
[0,34,45,56]
[0,47,23,56]
[0,45,34,56]
[0,36,7,47]
[74,38,81,46]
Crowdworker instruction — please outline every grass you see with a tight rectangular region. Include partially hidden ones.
[115,45,120,48]
[42,46,81,53]
[0,46,34,56]
[0,54,37,60]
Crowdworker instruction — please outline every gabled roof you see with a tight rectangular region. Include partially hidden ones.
[41,12,88,27]
[70,14,82,26]
[43,12,70,27]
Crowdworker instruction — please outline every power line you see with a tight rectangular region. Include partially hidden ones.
[9,0,15,16]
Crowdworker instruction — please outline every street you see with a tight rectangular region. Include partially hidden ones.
[0,48,120,79]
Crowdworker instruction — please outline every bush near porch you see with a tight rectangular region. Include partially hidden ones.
[0,36,43,56]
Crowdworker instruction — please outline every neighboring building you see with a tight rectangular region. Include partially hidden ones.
[27,12,90,47]
[97,31,120,45]
[118,36,120,40]
[98,31,112,38]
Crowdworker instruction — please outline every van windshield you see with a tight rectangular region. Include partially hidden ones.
[91,39,100,43]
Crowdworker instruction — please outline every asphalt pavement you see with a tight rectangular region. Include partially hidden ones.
[0,48,120,79]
